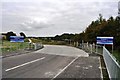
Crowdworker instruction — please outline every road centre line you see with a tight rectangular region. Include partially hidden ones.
[5,57,45,72]
[51,56,79,80]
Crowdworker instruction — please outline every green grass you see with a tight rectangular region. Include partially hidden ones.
[0,39,68,54]
[1,40,29,53]
[30,38,68,45]
[42,41,67,45]
[112,50,120,64]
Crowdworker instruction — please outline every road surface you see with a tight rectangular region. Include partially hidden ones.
[2,45,101,79]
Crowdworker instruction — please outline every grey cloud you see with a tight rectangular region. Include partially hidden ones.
[2,0,118,36]
[19,20,50,32]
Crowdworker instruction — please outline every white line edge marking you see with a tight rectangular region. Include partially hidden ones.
[99,57,103,80]
[51,56,79,80]
[5,57,45,72]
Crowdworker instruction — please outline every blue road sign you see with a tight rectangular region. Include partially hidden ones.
[10,36,24,42]
[97,37,113,45]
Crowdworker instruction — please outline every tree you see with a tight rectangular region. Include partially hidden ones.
[98,14,103,24]
[20,32,26,39]
[6,31,16,41]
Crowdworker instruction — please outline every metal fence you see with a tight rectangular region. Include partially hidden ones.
[80,43,120,79]
[29,43,43,50]
[103,47,120,80]
[80,43,103,55]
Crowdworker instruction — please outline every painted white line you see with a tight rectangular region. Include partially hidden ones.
[0,56,2,59]
[51,56,79,80]
[5,57,45,72]
[99,57,103,80]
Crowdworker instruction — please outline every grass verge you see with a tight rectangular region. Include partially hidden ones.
[1,40,29,53]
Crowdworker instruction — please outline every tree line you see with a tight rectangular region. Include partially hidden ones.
[53,14,120,51]
[1,14,120,51]
[1,31,26,41]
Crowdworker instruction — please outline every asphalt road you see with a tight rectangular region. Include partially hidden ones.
[2,45,101,79]
[34,45,89,57]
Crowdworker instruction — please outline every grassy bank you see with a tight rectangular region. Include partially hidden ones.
[113,50,120,64]
[1,40,28,53]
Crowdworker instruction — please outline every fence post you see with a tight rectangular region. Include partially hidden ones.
[96,45,98,53]
[90,44,92,53]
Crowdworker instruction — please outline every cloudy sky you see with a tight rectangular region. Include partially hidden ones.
[1,0,119,37]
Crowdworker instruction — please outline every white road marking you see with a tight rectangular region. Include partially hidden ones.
[99,57,103,79]
[45,72,55,77]
[0,56,2,59]
[51,56,79,80]
[5,57,45,72]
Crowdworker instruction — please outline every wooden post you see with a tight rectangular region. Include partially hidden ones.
[112,45,113,54]
[96,45,98,53]
[82,40,84,49]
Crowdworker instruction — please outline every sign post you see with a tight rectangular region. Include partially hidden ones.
[0,35,4,46]
[10,36,24,42]
[97,37,114,53]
